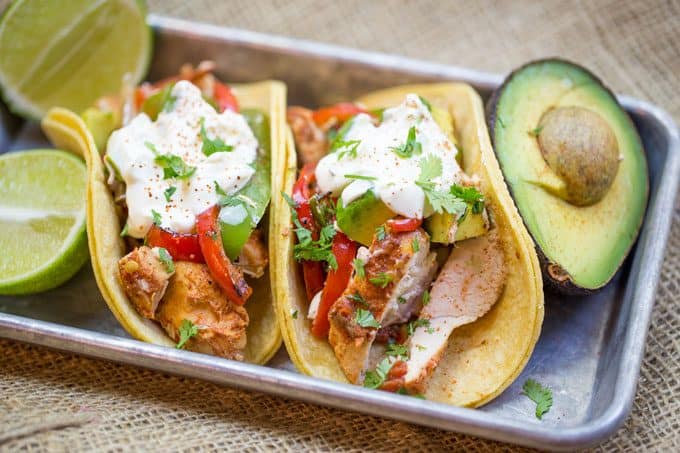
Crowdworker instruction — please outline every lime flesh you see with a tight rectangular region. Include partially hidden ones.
[0,149,89,294]
[0,0,151,119]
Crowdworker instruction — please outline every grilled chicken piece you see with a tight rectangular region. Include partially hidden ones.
[118,246,173,319]
[403,229,506,393]
[328,228,437,384]
[237,229,268,278]
[287,106,328,165]
[157,261,249,360]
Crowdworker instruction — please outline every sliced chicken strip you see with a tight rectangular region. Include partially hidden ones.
[118,246,173,319]
[287,106,328,165]
[157,261,249,361]
[237,229,268,278]
[328,228,436,384]
[403,229,506,393]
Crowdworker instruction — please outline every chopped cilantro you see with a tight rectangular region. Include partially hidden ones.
[407,318,430,336]
[416,344,427,351]
[418,96,432,112]
[347,292,369,308]
[291,309,298,319]
[412,237,420,252]
[176,319,199,349]
[334,139,361,160]
[151,209,162,226]
[385,342,408,359]
[522,379,553,420]
[375,225,387,241]
[283,192,338,270]
[157,247,175,273]
[200,117,234,156]
[396,387,426,399]
[344,174,377,181]
[353,258,366,278]
[363,358,393,389]
[397,296,407,305]
[422,290,430,306]
[355,308,380,328]
[369,272,393,288]
[164,186,176,202]
[528,125,543,137]
[426,327,435,334]
[450,184,485,215]
[415,155,467,217]
[153,151,196,180]
[391,126,422,158]
[119,223,129,237]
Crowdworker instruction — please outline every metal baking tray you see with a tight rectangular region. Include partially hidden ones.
[1,15,678,450]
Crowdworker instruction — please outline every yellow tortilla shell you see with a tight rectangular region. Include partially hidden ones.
[42,80,287,365]
[273,83,544,406]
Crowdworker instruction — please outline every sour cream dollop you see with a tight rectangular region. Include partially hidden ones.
[315,94,462,219]
[106,80,258,238]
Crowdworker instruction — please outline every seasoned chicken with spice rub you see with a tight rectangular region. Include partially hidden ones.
[328,228,437,384]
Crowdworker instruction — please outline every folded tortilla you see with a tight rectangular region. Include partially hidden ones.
[273,83,544,406]
[43,81,287,365]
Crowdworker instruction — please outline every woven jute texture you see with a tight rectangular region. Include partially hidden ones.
[1,0,679,451]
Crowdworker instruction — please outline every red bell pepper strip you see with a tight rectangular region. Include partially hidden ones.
[312,102,367,127]
[292,163,325,301]
[146,225,204,263]
[386,217,422,233]
[213,81,239,112]
[196,205,247,305]
[311,232,358,338]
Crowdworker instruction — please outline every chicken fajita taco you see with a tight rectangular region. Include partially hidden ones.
[274,83,544,406]
[43,62,286,364]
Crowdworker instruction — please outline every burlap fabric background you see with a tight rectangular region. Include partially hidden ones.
[1,0,678,451]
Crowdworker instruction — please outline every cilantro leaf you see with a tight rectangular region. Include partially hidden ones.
[353,258,366,278]
[347,292,369,308]
[157,247,175,273]
[200,117,234,156]
[164,186,176,202]
[369,272,393,288]
[450,184,485,215]
[151,209,162,226]
[422,290,430,306]
[397,296,407,304]
[375,225,387,241]
[418,96,432,112]
[344,174,377,181]
[415,155,467,216]
[153,150,196,180]
[176,319,199,349]
[385,342,408,359]
[522,379,553,420]
[119,223,129,237]
[283,191,338,270]
[364,357,393,389]
[291,309,298,319]
[391,126,422,158]
[412,237,420,252]
[334,139,361,160]
[355,308,380,328]
[407,318,430,336]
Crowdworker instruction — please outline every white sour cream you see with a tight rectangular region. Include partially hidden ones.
[106,80,258,238]
[315,94,462,219]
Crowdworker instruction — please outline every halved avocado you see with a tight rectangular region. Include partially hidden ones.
[487,59,648,294]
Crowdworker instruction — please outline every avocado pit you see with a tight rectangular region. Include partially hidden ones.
[537,106,620,206]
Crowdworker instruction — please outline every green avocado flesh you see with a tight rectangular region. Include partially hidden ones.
[220,108,271,259]
[490,60,648,290]
[336,190,393,246]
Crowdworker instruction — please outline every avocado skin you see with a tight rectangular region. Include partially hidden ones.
[486,58,648,295]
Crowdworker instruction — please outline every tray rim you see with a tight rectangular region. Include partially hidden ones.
[1,14,679,450]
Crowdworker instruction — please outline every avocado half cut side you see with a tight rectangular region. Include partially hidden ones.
[486,59,648,294]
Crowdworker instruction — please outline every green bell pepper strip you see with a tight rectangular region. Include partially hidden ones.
[219,108,271,259]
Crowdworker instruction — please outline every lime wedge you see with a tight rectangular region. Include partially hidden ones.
[0,0,151,119]
[0,150,88,294]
